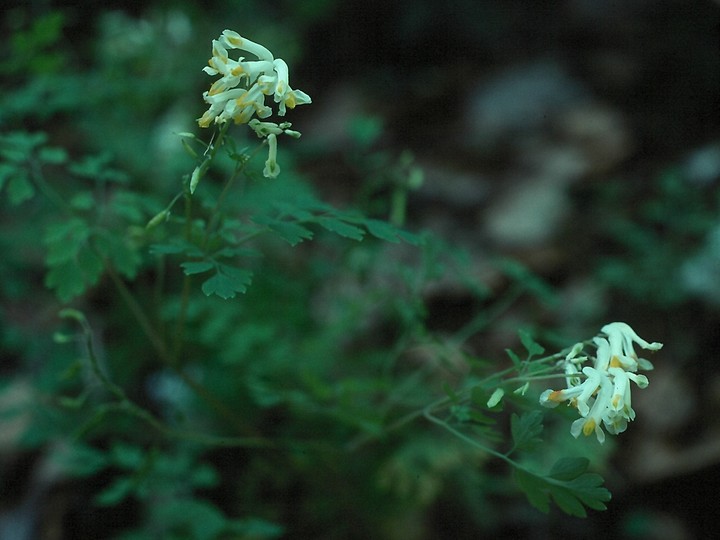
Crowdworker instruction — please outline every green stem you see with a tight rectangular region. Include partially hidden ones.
[76,402,274,449]
[200,142,265,250]
[451,284,525,346]
[173,192,194,359]
[423,405,523,469]
[65,305,267,445]
[103,261,258,436]
[346,339,582,451]
[104,262,172,363]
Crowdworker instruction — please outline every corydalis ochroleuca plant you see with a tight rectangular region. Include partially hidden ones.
[197,30,311,178]
[540,322,662,443]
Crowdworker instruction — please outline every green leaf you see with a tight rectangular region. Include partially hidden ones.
[181,261,214,275]
[551,486,588,516]
[95,476,135,507]
[0,131,46,161]
[364,218,406,243]
[486,388,505,408]
[154,499,228,540]
[514,468,550,513]
[259,217,314,246]
[95,233,141,279]
[510,410,543,452]
[69,191,94,210]
[505,348,522,367]
[518,329,545,359]
[316,216,365,240]
[201,264,253,299]
[549,457,590,481]
[53,443,109,477]
[38,146,68,164]
[7,173,34,204]
[69,153,128,183]
[44,219,87,263]
[191,463,219,489]
[253,212,314,244]
[565,473,612,511]
[514,457,611,518]
[45,252,103,301]
[110,442,146,470]
[365,219,423,245]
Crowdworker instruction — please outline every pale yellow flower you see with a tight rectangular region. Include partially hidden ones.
[198,30,311,129]
[539,322,660,443]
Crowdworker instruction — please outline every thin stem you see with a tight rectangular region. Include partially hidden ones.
[173,192,194,359]
[346,340,582,451]
[103,260,259,436]
[345,393,452,452]
[200,142,265,250]
[452,283,525,346]
[104,262,172,363]
[66,301,267,445]
[75,402,274,449]
[423,405,522,469]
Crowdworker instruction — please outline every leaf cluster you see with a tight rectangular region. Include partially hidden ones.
[514,457,611,517]
[54,442,283,539]
[508,412,610,517]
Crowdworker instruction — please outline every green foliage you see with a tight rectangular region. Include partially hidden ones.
[43,218,103,301]
[2,11,68,75]
[198,264,253,299]
[0,5,637,537]
[0,131,67,204]
[594,167,720,307]
[514,457,611,518]
[518,329,545,360]
[510,410,544,453]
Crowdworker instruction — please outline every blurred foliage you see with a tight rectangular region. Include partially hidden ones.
[2,2,716,539]
[591,167,720,308]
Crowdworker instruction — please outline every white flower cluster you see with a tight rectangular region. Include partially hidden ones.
[197,30,311,177]
[539,322,661,443]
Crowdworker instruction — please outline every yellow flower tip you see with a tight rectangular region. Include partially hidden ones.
[213,47,228,64]
[582,419,596,437]
[285,94,297,109]
[612,395,621,407]
[226,35,244,48]
[231,65,245,76]
[548,390,564,402]
[197,114,212,128]
[209,80,229,96]
[610,355,622,368]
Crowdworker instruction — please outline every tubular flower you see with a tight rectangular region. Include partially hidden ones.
[197,30,311,178]
[602,322,661,371]
[262,133,280,179]
[539,322,661,443]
